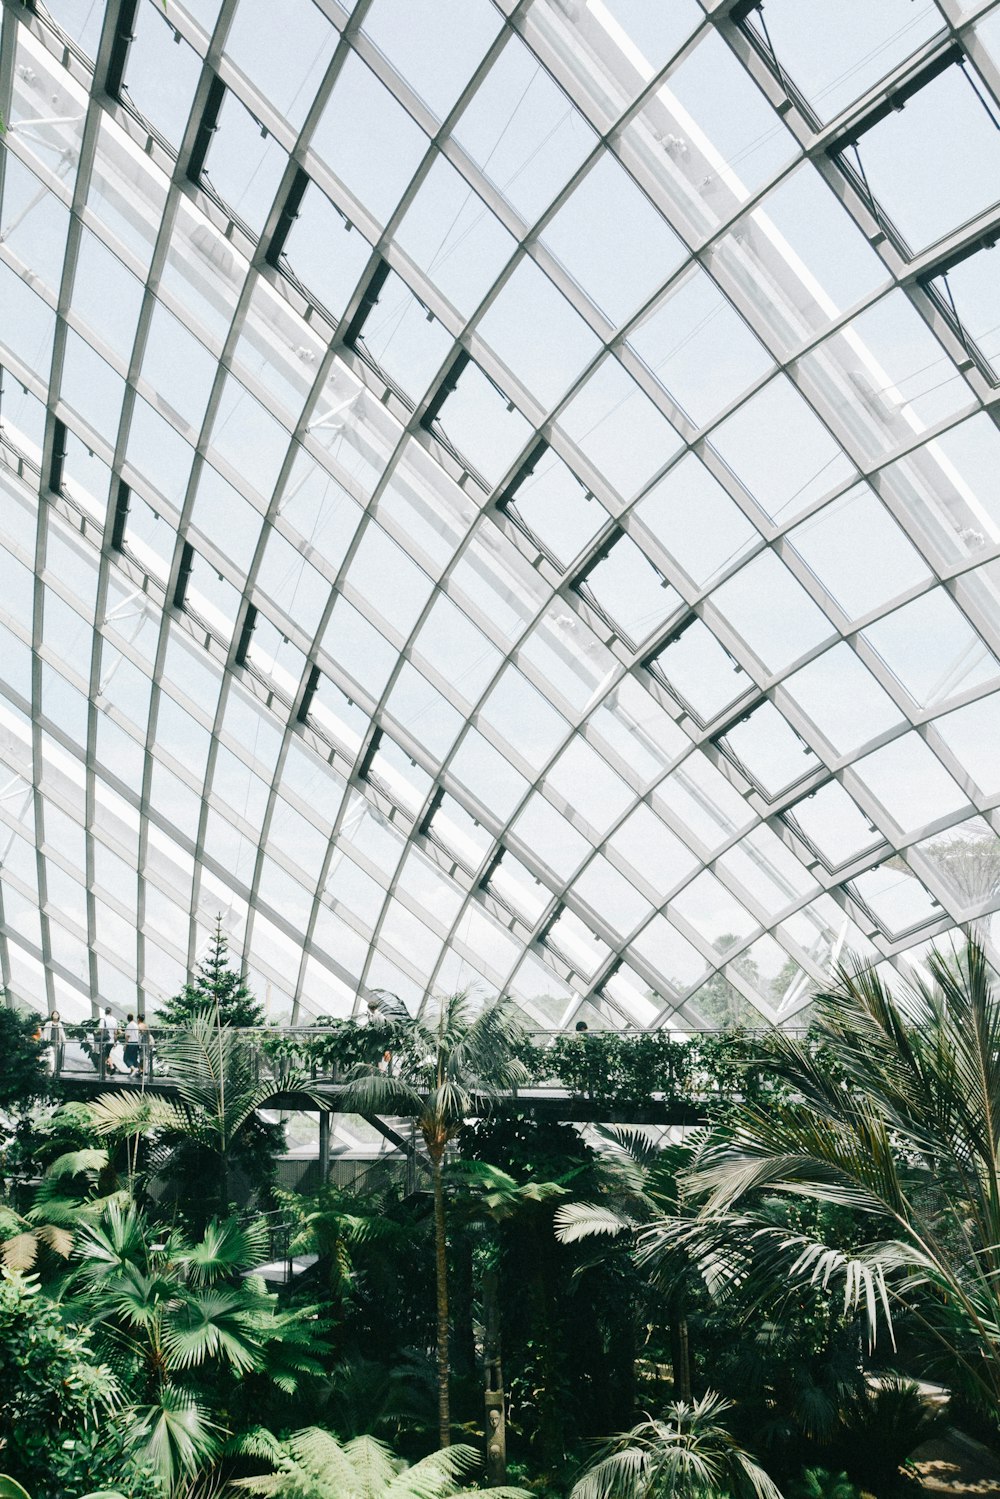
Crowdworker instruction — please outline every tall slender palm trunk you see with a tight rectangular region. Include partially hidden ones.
[432,1157,451,1447]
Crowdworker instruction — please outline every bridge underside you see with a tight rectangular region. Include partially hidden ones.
[56,1075,705,1129]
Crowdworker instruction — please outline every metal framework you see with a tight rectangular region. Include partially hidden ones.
[1,0,1000,1042]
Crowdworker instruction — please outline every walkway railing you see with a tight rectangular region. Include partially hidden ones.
[45,1019,806,1109]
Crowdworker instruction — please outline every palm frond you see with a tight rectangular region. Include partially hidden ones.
[88,1092,191,1139]
[124,1387,222,1489]
[553,1202,637,1243]
[177,1216,268,1284]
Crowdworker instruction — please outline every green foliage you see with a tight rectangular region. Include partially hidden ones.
[640,936,1000,1422]
[43,1423,163,1499]
[335,990,533,1446]
[317,1354,439,1444]
[786,1470,863,1499]
[155,920,265,1029]
[262,1013,420,1076]
[87,1015,298,1223]
[0,1268,117,1493]
[229,1428,529,1498]
[833,1379,945,1495]
[59,1203,326,1492]
[0,1008,47,1111]
[546,1032,693,1107]
[568,1392,781,1499]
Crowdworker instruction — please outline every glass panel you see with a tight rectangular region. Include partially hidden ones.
[361,0,502,121]
[634,454,758,591]
[710,164,889,353]
[861,590,1000,711]
[751,0,942,122]
[225,0,337,130]
[852,732,968,837]
[786,779,885,871]
[354,269,453,404]
[627,264,774,429]
[203,89,289,233]
[541,153,685,326]
[780,643,905,757]
[787,484,931,622]
[394,154,516,317]
[523,0,703,130]
[558,356,682,500]
[850,64,1000,253]
[719,701,821,799]
[583,534,681,645]
[507,448,609,568]
[452,33,596,225]
[915,816,1000,915]
[122,1,202,147]
[477,257,600,410]
[651,620,753,725]
[281,184,373,320]
[708,551,835,675]
[311,51,429,226]
[434,360,533,484]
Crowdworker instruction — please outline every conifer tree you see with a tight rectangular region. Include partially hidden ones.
[156,917,266,1029]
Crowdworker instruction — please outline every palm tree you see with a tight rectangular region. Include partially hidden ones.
[569,1392,782,1499]
[87,1013,314,1220]
[555,1130,699,1402]
[60,1203,324,1492]
[639,935,1000,1416]
[1,1146,122,1272]
[229,1428,529,1499]
[332,991,530,1446]
[445,1158,567,1483]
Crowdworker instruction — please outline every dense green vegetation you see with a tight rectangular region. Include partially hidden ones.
[1,936,996,1496]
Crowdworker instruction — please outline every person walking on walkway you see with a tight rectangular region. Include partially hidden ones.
[123,1013,141,1076]
[42,1010,65,1075]
[97,1007,119,1074]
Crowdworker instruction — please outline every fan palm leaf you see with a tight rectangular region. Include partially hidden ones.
[126,1386,221,1489]
[569,1393,782,1499]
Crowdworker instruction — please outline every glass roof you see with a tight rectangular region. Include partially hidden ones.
[1,0,999,1036]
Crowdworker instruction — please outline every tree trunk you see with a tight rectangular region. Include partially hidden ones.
[483,1261,507,1486]
[432,1157,451,1446]
[670,1310,691,1401]
[452,1227,477,1389]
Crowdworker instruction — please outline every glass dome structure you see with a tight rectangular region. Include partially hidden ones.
[1,0,999,1034]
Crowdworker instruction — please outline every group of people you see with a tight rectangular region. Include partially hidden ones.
[95,1009,150,1077]
[36,1008,152,1078]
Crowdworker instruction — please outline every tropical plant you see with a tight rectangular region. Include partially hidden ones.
[637,936,1000,1419]
[445,1158,568,1482]
[0,1143,119,1272]
[832,1378,945,1495]
[546,1032,693,1108]
[317,1354,438,1445]
[554,1127,703,1401]
[86,1014,308,1220]
[59,1203,324,1493]
[229,1428,529,1499]
[283,1182,413,1305]
[0,1007,47,1111]
[332,990,530,1446]
[568,1392,782,1499]
[785,1469,862,1499]
[0,1268,118,1494]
